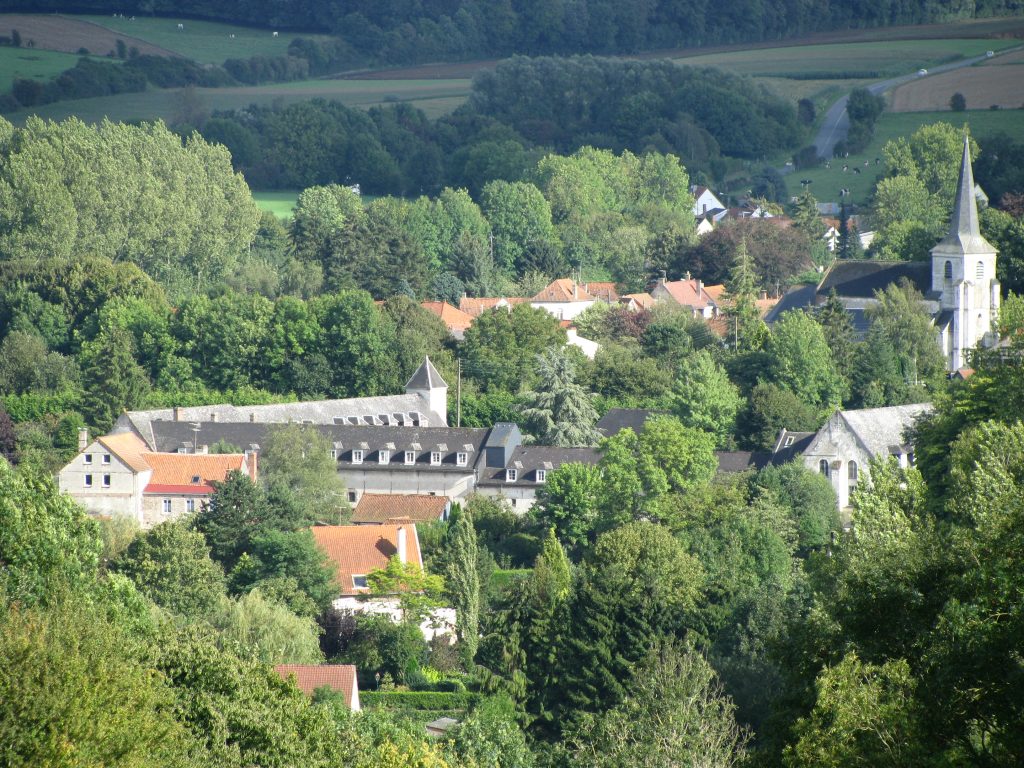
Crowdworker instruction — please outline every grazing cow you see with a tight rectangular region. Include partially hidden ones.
[177,23,184,30]
[273,31,279,37]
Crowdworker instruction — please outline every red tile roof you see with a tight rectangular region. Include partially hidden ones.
[532,278,594,303]
[142,453,247,495]
[620,292,656,310]
[311,524,422,596]
[352,493,449,524]
[420,301,475,333]
[653,278,718,309]
[583,281,619,301]
[275,664,360,709]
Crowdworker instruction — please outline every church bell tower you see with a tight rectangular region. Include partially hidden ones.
[930,135,999,370]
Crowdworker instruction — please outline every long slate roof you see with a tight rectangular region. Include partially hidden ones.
[839,403,934,456]
[816,260,931,299]
[143,421,490,472]
[477,446,599,486]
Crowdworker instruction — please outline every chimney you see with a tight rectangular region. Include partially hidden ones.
[173,406,182,422]
[199,444,209,455]
[685,270,691,281]
[397,526,408,564]
[78,427,89,453]
[244,449,258,482]
[697,279,704,294]
[210,412,218,422]
[658,270,667,286]
[573,281,579,300]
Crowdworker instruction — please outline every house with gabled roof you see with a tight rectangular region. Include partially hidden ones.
[420,301,475,340]
[530,278,597,321]
[650,274,721,318]
[275,664,361,710]
[692,185,726,217]
[312,523,454,639]
[57,429,253,527]
[801,403,933,512]
[476,445,600,511]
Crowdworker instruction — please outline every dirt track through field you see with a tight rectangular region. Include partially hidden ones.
[0,14,179,58]
[890,58,1024,111]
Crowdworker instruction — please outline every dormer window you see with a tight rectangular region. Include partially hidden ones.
[506,468,518,482]
[430,451,442,466]
[352,450,364,465]
[536,469,547,483]
[191,475,201,484]
[784,436,794,447]
[379,450,390,465]
[404,451,416,465]
[456,452,468,467]
[352,575,368,590]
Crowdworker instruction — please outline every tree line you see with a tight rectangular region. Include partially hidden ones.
[6,0,1021,66]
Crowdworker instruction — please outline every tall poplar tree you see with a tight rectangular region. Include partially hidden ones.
[445,508,481,667]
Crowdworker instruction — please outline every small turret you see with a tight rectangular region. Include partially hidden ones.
[405,357,448,426]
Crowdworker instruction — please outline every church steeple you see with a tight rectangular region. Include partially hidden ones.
[936,135,993,253]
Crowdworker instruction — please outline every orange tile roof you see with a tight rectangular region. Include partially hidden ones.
[620,293,656,310]
[142,452,247,495]
[654,279,718,309]
[311,524,423,596]
[275,664,359,709]
[420,301,474,332]
[97,433,151,473]
[532,278,594,303]
[352,493,449,524]
[583,281,619,301]
[703,284,727,302]
[458,296,529,318]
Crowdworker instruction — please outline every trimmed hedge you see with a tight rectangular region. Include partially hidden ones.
[360,691,479,711]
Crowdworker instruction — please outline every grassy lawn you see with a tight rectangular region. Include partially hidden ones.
[6,77,473,125]
[0,46,101,92]
[253,190,300,219]
[792,108,1024,208]
[78,14,323,64]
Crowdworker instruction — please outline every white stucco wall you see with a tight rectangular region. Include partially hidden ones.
[58,441,148,524]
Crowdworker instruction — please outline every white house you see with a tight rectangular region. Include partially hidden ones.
[801,403,933,513]
[692,185,725,216]
[311,523,455,641]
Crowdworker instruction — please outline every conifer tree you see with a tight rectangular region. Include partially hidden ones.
[519,348,600,446]
[724,239,767,350]
[445,508,481,666]
[78,326,150,433]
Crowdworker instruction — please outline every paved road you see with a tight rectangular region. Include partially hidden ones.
[813,48,1018,159]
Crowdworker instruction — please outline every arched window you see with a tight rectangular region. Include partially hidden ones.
[976,261,985,280]
[848,460,858,482]
[818,459,830,478]
[944,261,952,280]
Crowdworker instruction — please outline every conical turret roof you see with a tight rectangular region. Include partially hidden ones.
[405,356,447,390]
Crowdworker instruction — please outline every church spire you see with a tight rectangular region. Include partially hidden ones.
[938,134,989,252]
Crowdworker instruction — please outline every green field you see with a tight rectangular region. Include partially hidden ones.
[253,190,300,218]
[0,46,105,92]
[8,77,473,125]
[79,15,324,64]
[786,108,1024,208]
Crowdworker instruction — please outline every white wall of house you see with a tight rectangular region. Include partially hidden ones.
[57,441,149,524]
[530,299,595,321]
[331,596,456,642]
[141,493,207,527]
[339,469,477,505]
[474,485,543,512]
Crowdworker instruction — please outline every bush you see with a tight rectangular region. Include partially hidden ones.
[361,691,480,711]
[950,92,966,112]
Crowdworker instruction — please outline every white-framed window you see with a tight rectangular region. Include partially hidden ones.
[379,450,390,465]
[330,449,338,460]
[83,453,93,465]
[191,475,201,485]
[848,461,858,483]
[430,451,442,466]
[352,575,368,589]
[102,474,111,488]
[186,498,196,514]
[818,459,830,478]
[348,490,357,503]
[405,451,416,465]
[944,260,953,281]
[162,499,172,515]
[536,469,547,483]
[83,474,93,488]
[784,436,794,447]
[352,450,364,464]
[506,468,518,482]
[456,452,468,467]
[102,454,111,465]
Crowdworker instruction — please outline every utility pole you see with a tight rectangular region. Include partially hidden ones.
[456,358,462,428]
